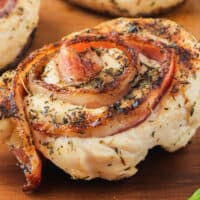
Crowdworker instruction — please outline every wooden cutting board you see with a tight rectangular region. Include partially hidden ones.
[0,0,200,199]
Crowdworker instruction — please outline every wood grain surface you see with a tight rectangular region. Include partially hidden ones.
[0,0,200,199]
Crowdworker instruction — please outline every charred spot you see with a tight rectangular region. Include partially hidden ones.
[152,75,163,88]
[170,82,180,94]
[176,47,192,65]
[170,80,190,94]
[103,67,124,77]
[40,141,54,155]
[108,99,141,116]
[108,101,128,116]
[91,77,104,89]
[169,45,193,70]
[110,102,122,113]
[119,108,130,115]
[65,35,107,46]
[0,92,18,120]
[63,117,68,124]
[64,110,88,134]
[144,21,172,39]
[127,23,141,33]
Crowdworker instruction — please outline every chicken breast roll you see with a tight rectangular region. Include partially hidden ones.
[0,18,199,192]
[68,0,185,17]
[0,0,40,71]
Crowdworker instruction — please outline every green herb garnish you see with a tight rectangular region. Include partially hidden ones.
[189,189,200,200]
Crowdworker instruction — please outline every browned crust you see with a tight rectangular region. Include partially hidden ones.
[0,92,17,120]
[0,17,195,130]
[23,33,175,137]
[29,36,136,99]
[68,0,186,17]
[0,17,198,192]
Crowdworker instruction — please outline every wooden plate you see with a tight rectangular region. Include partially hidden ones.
[0,0,200,199]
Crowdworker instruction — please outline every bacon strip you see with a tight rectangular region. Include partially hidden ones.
[0,27,175,191]
[25,35,175,138]
[59,45,103,84]
[28,39,137,108]
[8,49,45,192]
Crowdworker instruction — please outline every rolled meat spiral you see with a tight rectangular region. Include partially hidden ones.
[0,18,199,192]
[26,32,175,138]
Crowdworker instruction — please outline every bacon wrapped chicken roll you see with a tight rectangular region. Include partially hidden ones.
[0,0,40,71]
[0,18,199,192]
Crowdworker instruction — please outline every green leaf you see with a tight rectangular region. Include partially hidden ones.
[189,189,200,200]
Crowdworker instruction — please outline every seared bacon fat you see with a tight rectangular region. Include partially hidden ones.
[0,18,199,192]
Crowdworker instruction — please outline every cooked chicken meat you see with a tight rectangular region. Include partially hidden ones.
[0,18,199,192]
[0,0,40,71]
[68,0,185,17]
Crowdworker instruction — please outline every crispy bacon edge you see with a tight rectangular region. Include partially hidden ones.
[0,31,176,190]
[24,35,175,138]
